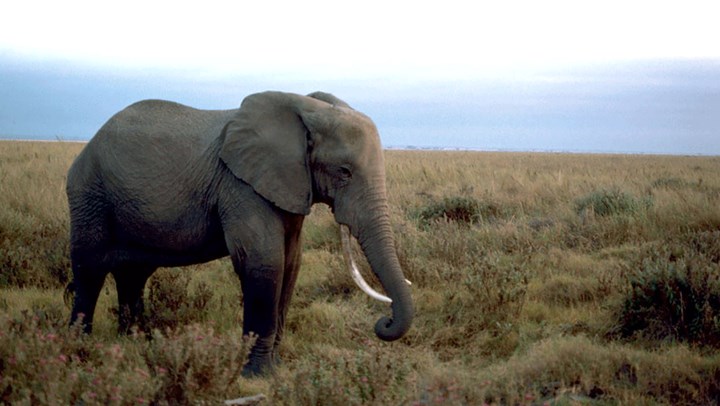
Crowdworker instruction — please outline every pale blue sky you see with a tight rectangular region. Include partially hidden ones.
[1,1,719,154]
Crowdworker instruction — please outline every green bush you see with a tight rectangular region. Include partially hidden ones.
[0,223,70,289]
[575,189,651,217]
[615,231,720,345]
[270,344,411,405]
[143,325,254,405]
[0,310,159,404]
[415,196,509,226]
[145,269,214,332]
[446,256,527,357]
[651,177,688,189]
[0,309,254,405]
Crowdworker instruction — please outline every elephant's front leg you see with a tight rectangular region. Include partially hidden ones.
[238,263,284,376]
[221,192,293,376]
[273,217,304,362]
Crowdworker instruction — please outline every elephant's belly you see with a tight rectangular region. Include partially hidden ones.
[112,211,229,266]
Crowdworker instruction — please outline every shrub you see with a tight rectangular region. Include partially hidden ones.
[144,269,214,331]
[270,344,411,405]
[421,254,528,360]
[575,189,651,217]
[614,231,720,345]
[650,177,720,198]
[531,274,599,306]
[0,309,254,405]
[651,177,688,189]
[0,310,160,405]
[415,196,509,226]
[143,325,255,405]
[0,224,70,289]
[479,336,720,405]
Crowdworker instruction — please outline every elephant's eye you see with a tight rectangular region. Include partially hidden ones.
[339,165,352,179]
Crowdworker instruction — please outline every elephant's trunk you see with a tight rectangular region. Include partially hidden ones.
[346,201,414,342]
[341,225,393,303]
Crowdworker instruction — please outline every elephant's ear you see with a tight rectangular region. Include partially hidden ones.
[220,92,312,215]
[307,91,353,109]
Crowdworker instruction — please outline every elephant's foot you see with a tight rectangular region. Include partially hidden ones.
[241,356,276,378]
[241,340,277,377]
[116,306,147,335]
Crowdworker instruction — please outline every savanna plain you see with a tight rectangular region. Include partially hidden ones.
[1,140,720,405]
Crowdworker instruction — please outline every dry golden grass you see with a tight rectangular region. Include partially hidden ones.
[2,141,720,404]
[0,141,83,288]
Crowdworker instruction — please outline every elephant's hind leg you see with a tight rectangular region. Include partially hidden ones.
[69,260,108,333]
[113,267,155,334]
[68,191,113,333]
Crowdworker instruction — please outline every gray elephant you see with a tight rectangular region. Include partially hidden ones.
[66,91,414,376]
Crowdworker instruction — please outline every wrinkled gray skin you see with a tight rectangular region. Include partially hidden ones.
[66,91,414,376]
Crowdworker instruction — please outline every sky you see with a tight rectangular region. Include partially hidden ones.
[1,0,719,154]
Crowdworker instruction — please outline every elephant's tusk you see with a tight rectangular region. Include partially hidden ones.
[340,224,393,303]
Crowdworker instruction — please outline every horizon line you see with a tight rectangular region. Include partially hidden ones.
[1,136,716,157]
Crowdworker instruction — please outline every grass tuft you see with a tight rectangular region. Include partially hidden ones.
[575,188,652,217]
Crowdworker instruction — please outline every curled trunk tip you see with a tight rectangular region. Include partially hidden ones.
[339,224,414,342]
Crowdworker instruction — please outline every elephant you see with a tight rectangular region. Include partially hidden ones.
[66,90,414,376]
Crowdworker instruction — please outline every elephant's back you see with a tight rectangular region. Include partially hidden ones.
[98,100,235,149]
[69,100,236,194]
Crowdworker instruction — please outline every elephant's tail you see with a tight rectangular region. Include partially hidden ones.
[64,281,75,307]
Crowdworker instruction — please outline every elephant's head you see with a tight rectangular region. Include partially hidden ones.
[219,91,413,341]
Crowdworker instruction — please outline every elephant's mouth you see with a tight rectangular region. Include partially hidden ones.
[339,225,411,303]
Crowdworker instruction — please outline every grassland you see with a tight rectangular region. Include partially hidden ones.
[1,140,719,404]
